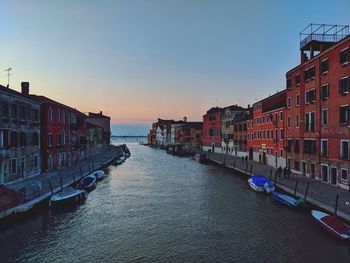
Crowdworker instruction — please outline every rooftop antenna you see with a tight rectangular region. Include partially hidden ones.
[5,67,12,87]
[216,98,219,107]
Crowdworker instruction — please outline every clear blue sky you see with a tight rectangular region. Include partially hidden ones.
[1,0,350,135]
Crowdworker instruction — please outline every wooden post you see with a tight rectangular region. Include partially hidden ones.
[293,179,299,196]
[304,182,310,201]
[92,160,95,171]
[233,158,236,169]
[88,164,91,173]
[60,176,63,191]
[79,166,83,178]
[269,168,272,181]
[334,193,339,216]
[72,171,76,183]
[274,172,277,184]
[249,164,253,177]
[49,180,53,195]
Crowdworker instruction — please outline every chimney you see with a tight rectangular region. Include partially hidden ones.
[100,111,103,115]
[301,52,308,64]
[183,116,187,122]
[248,104,250,108]
[21,82,29,95]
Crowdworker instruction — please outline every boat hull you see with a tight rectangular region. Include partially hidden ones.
[311,210,350,241]
[49,191,87,208]
[271,191,303,208]
[248,179,265,192]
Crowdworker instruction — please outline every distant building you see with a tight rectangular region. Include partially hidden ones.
[286,24,350,189]
[233,107,252,157]
[202,107,222,152]
[175,121,202,147]
[86,122,104,157]
[86,111,111,147]
[220,105,248,155]
[0,83,41,184]
[247,90,286,168]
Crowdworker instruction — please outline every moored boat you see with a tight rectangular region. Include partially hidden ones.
[248,175,275,193]
[49,187,87,208]
[76,175,97,192]
[90,170,105,181]
[193,152,207,164]
[114,159,123,165]
[271,191,304,208]
[311,210,350,241]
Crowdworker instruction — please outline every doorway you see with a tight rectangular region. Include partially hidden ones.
[301,161,306,176]
[321,165,328,182]
[330,167,337,185]
[310,163,316,178]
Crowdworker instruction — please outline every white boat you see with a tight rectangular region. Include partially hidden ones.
[49,187,87,208]
[248,175,275,193]
[90,170,105,181]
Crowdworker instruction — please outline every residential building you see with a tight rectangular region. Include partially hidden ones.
[233,107,253,157]
[86,111,111,147]
[247,90,286,168]
[30,91,87,172]
[202,107,222,152]
[0,82,41,184]
[220,105,247,155]
[286,24,350,189]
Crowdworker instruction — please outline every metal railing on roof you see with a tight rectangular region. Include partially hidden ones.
[300,23,349,49]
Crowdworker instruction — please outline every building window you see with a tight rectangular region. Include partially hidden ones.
[267,130,270,139]
[48,108,53,124]
[33,132,39,147]
[305,89,316,104]
[280,149,283,157]
[34,155,38,169]
[296,94,300,107]
[57,134,61,145]
[11,104,17,119]
[340,140,349,160]
[11,159,17,174]
[341,169,348,181]
[295,114,300,128]
[321,139,328,157]
[58,110,61,125]
[280,129,284,140]
[295,74,301,86]
[339,76,349,95]
[33,109,39,122]
[321,84,329,100]
[304,139,316,154]
[287,116,291,128]
[48,134,53,146]
[2,101,9,118]
[340,48,349,66]
[287,97,291,108]
[321,59,329,74]
[10,131,18,148]
[287,78,291,89]
[305,112,315,131]
[20,106,26,120]
[280,111,284,121]
[339,105,349,124]
[322,109,328,125]
[19,132,27,147]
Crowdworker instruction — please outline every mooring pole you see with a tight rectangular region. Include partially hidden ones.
[72,170,76,183]
[49,180,53,195]
[304,182,310,201]
[269,168,273,181]
[92,160,95,171]
[79,166,83,178]
[233,158,236,169]
[294,179,299,196]
[334,193,339,216]
[60,176,63,191]
[249,164,253,177]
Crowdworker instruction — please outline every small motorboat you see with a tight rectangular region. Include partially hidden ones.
[114,158,123,165]
[49,187,87,208]
[90,170,105,181]
[248,175,275,193]
[311,210,350,241]
[271,191,304,208]
[76,175,97,192]
[193,152,207,164]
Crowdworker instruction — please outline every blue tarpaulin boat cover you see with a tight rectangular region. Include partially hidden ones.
[251,175,273,187]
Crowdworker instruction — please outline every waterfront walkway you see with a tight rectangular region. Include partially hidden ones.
[207,152,350,221]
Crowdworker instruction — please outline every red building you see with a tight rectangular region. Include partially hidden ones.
[30,94,87,171]
[286,24,350,189]
[202,107,222,152]
[247,90,286,168]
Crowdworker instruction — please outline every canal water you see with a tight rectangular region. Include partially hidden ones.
[1,142,350,262]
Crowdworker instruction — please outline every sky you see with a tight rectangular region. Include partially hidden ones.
[1,0,350,135]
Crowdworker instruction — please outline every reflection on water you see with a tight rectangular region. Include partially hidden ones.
[1,143,350,263]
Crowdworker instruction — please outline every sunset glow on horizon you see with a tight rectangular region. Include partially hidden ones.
[1,0,350,132]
